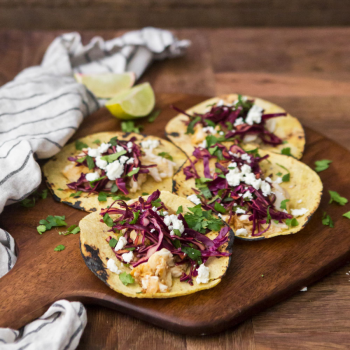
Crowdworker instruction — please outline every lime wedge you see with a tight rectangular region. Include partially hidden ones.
[74,72,135,98]
[106,82,155,120]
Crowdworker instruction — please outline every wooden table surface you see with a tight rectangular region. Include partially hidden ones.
[1,28,350,349]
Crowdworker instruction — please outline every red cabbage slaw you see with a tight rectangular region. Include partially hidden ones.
[101,190,231,285]
[171,95,286,146]
[67,137,156,195]
[183,143,292,237]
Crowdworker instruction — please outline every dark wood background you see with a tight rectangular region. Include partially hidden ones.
[2,28,350,349]
[2,1,350,29]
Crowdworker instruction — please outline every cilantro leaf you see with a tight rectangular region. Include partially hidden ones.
[119,272,135,286]
[41,189,48,199]
[86,155,95,170]
[127,167,140,177]
[276,163,290,182]
[282,173,290,182]
[21,198,36,208]
[281,147,291,156]
[39,215,67,231]
[266,206,271,224]
[112,195,131,201]
[314,159,332,173]
[98,192,108,202]
[70,191,82,198]
[173,239,181,249]
[142,192,149,196]
[75,140,88,150]
[111,183,119,193]
[214,202,226,214]
[76,156,86,163]
[280,199,290,210]
[181,246,202,262]
[100,150,127,163]
[343,212,350,219]
[92,139,101,145]
[130,210,140,224]
[329,191,348,206]
[246,148,261,158]
[109,136,119,146]
[186,116,201,134]
[151,198,162,208]
[37,224,47,234]
[184,205,223,233]
[173,229,182,237]
[285,218,299,227]
[103,213,114,227]
[322,212,334,227]
[54,244,65,252]
[158,152,173,161]
[148,109,161,123]
[109,238,118,248]
[121,121,143,134]
[176,206,183,214]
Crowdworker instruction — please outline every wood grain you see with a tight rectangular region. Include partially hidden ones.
[1,28,350,349]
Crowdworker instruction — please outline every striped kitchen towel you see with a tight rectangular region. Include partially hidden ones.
[0,28,189,350]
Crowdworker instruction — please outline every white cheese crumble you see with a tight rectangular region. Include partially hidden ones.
[219,131,224,135]
[116,145,124,153]
[196,264,210,284]
[87,147,100,158]
[98,142,111,154]
[202,126,216,134]
[291,208,308,217]
[141,139,160,150]
[243,134,258,143]
[228,162,237,169]
[216,99,224,107]
[127,142,133,152]
[239,214,250,221]
[106,160,124,180]
[241,153,251,163]
[187,194,201,205]
[246,104,264,125]
[114,236,128,252]
[265,177,272,183]
[199,139,207,148]
[122,251,134,263]
[236,208,246,214]
[164,214,185,236]
[85,172,100,182]
[107,259,122,274]
[226,172,242,187]
[152,206,159,212]
[243,191,253,200]
[261,181,272,197]
[95,156,108,170]
[234,117,244,126]
[274,177,283,184]
[241,164,252,174]
[236,228,248,236]
[119,155,129,164]
[126,157,134,164]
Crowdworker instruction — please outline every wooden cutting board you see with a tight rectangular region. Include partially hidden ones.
[1,93,350,336]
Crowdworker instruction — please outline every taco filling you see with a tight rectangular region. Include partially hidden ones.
[172,95,287,148]
[101,190,231,293]
[178,142,315,238]
[64,136,176,196]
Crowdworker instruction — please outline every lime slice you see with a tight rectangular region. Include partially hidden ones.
[105,82,155,120]
[74,72,135,98]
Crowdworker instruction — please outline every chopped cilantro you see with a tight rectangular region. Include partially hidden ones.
[280,199,290,210]
[70,191,82,198]
[37,224,47,234]
[281,147,291,156]
[111,183,119,193]
[214,202,226,214]
[173,239,181,249]
[109,136,118,146]
[181,246,202,262]
[322,212,334,227]
[103,213,114,227]
[225,121,233,130]
[130,210,140,224]
[173,229,182,237]
[100,150,127,163]
[98,192,108,202]
[21,198,36,208]
[119,272,135,286]
[266,206,271,224]
[112,195,131,201]
[186,116,201,134]
[75,140,88,150]
[184,205,224,233]
[21,189,49,208]
[58,188,64,191]
[89,176,107,187]
[329,190,348,206]
[273,220,279,224]
[314,159,332,173]
[151,198,162,208]
[92,139,101,145]
[246,148,260,158]
[76,156,86,163]
[285,218,299,227]
[54,244,65,252]
[176,206,183,214]
[148,109,161,123]
[276,163,290,182]
[59,224,80,235]
[127,167,140,177]
[343,211,350,219]
[142,192,149,196]
[86,155,95,170]
[158,152,173,161]
[39,215,67,232]
[109,238,118,248]
[209,146,218,155]
[125,247,136,251]
[276,172,282,176]
[41,189,48,199]
[121,121,143,134]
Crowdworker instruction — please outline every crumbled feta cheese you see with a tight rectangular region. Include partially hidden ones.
[241,153,251,163]
[232,152,240,158]
[219,131,224,135]
[291,208,308,217]
[234,203,237,206]
[187,194,201,205]
[236,228,248,236]
[246,104,264,125]
[127,142,133,152]
[202,126,216,134]
[163,214,185,236]
[196,264,210,284]
[141,139,160,150]
[106,161,124,180]
[265,177,272,183]
[87,147,100,158]
[234,117,244,126]
[239,214,250,221]
[107,259,122,274]
[95,156,108,170]
[119,155,129,164]
[152,206,159,212]
[126,157,134,164]
[199,139,207,148]
[243,173,256,186]
[228,162,237,169]
[114,236,127,252]
[241,164,252,174]
[98,142,111,154]
[122,251,134,263]
[150,229,155,233]
[217,99,224,106]
[236,208,246,214]
[85,171,100,182]
[116,145,125,153]
[274,177,283,184]
[251,178,262,190]
[243,191,253,200]
[297,199,303,203]
[261,181,272,197]
[162,211,168,216]
[226,172,243,187]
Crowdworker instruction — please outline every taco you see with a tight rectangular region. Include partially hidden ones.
[43,132,186,212]
[173,142,322,240]
[79,190,234,298]
[165,94,305,159]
